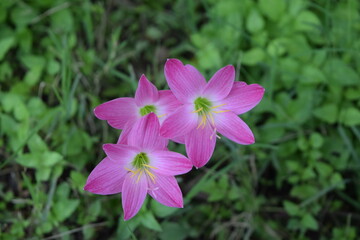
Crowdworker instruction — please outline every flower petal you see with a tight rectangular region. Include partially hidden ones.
[171,135,185,144]
[221,82,265,115]
[84,157,126,195]
[94,98,139,129]
[148,175,183,208]
[149,150,192,176]
[135,74,159,107]
[160,104,198,138]
[185,125,216,168]
[164,59,206,103]
[127,113,168,151]
[203,65,235,101]
[214,111,255,145]
[122,172,148,220]
[156,90,182,124]
[102,144,139,165]
[117,122,133,145]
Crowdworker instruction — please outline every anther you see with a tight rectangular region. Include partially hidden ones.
[192,107,203,113]
[136,170,144,183]
[212,110,231,114]
[142,164,158,169]
[211,103,226,109]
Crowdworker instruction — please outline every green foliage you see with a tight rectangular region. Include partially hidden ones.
[1,0,360,239]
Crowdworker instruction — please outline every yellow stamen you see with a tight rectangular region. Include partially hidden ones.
[125,167,136,174]
[157,113,167,118]
[144,168,156,183]
[142,164,158,169]
[211,103,226,109]
[208,112,215,126]
[197,114,207,129]
[201,115,207,129]
[210,127,217,140]
[212,110,231,113]
[192,107,203,113]
[130,168,141,177]
[136,170,144,183]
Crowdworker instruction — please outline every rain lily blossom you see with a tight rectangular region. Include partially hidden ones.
[94,74,181,144]
[160,59,265,168]
[84,113,192,220]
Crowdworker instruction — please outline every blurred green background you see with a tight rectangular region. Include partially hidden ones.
[1,0,360,239]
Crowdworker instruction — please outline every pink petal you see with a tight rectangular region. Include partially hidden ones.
[84,157,126,195]
[122,172,148,220]
[148,175,183,208]
[117,122,134,144]
[135,74,159,107]
[164,59,206,103]
[221,82,265,115]
[214,112,255,145]
[171,135,185,144]
[203,65,235,101]
[160,104,198,138]
[149,150,192,176]
[156,90,182,124]
[102,144,139,166]
[127,113,168,151]
[94,98,139,129]
[185,125,216,168]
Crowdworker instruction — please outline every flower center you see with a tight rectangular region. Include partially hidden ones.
[139,105,156,116]
[126,152,157,183]
[132,152,149,168]
[192,97,231,139]
[194,97,212,115]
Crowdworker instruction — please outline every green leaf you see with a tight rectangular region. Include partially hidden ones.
[339,107,360,126]
[323,59,359,86]
[20,55,46,86]
[42,152,63,167]
[242,48,265,66]
[47,59,60,75]
[267,38,287,57]
[10,4,37,27]
[151,199,178,218]
[330,173,345,189]
[259,0,286,21]
[345,88,360,100]
[53,199,80,222]
[310,133,324,149]
[291,185,318,199]
[301,66,325,85]
[159,222,188,240]
[283,200,300,216]
[50,9,74,33]
[246,9,265,33]
[141,212,162,232]
[0,62,12,81]
[315,162,333,178]
[70,171,86,190]
[36,168,52,181]
[0,36,15,60]
[16,153,41,168]
[313,104,338,124]
[28,134,48,152]
[301,167,316,180]
[295,11,321,32]
[16,151,62,168]
[301,213,318,230]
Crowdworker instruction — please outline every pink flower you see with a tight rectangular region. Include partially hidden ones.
[84,113,192,220]
[94,74,181,144]
[160,59,265,168]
